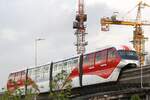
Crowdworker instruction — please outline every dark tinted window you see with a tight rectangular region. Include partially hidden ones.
[118,50,138,60]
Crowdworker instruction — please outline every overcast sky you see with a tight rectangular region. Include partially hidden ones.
[0,0,150,90]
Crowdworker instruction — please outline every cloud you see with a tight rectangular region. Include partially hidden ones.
[0,0,76,89]
[0,29,18,41]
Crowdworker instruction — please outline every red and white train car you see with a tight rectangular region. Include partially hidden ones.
[7,45,139,93]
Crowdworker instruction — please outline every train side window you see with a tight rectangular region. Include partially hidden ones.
[67,60,71,71]
[63,61,67,70]
[83,55,88,66]
[53,64,57,71]
[88,53,95,66]
[35,68,41,82]
[64,62,67,67]
[96,50,107,63]
[21,71,25,80]
[18,72,22,80]
[28,69,36,82]
[83,53,94,67]
[73,59,78,67]
[108,48,116,59]
[15,72,21,81]
[59,63,63,70]
[42,65,49,81]
[13,73,16,80]
[66,61,70,72]
[28,69,31,76]
[96,52,102,62]
[9,73,15,80]
[67,59,75,72]
[29,68,35,75]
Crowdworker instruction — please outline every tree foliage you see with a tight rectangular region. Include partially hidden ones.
[131,94,141,100]
[49,70,72,100]
[1,79,39,100]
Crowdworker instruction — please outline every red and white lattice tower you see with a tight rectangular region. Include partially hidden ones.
[73,0,88,54]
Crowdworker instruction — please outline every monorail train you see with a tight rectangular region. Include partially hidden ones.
[7,45,139,93]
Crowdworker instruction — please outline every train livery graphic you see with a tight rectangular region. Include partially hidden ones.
[7,45,139,93]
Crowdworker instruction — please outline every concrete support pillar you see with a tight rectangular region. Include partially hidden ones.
[146,94,150,100]
[34,95,37,100]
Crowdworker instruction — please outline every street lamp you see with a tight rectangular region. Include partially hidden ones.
[34,38,45,100]
[35,38,45,67]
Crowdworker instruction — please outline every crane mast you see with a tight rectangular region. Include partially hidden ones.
[134,1,146,65]
[100,1,150,65]
[73,0,87,55]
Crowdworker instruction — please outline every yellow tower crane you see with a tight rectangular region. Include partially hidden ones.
[100,1,150,65]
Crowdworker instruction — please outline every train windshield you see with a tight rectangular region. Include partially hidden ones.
[118,50,138,60]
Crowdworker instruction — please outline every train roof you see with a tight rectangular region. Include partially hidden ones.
[112,45,134,51]
[94,45,134,51]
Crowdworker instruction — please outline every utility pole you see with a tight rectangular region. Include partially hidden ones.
[34,38,45,100]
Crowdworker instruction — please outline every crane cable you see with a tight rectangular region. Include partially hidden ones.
[122,4,138,20]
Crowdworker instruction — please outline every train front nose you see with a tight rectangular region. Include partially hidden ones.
[118,60,140,69]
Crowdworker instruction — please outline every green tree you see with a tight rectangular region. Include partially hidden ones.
[24,78,39,100]
[1,79,39,100]
[24,88,38,100]
[131,94,141,100]
[0,88,11,100]
[0,81,23,100]
[49,70,72,100]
